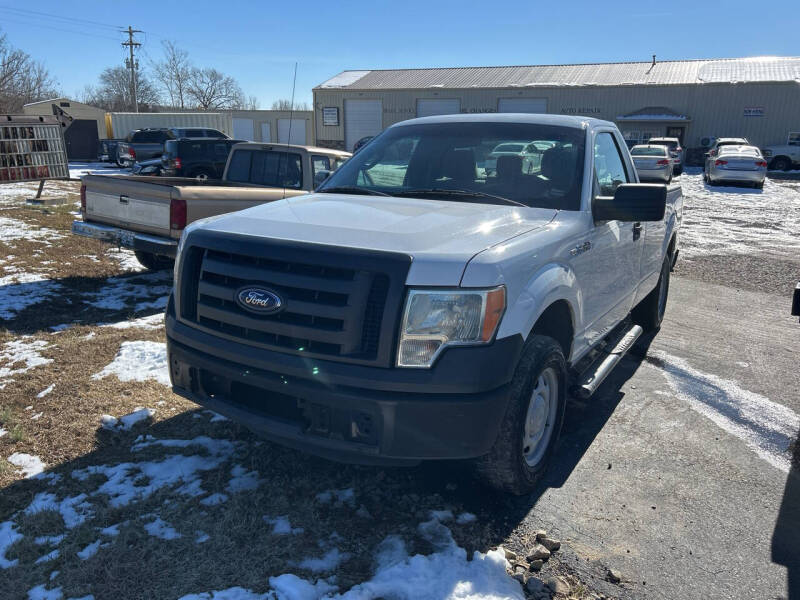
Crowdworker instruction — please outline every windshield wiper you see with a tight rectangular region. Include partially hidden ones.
[317,186,391,197]
[396,188,527,207]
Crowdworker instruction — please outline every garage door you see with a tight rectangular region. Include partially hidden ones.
[278,119,306,145]
[417,99,461,118]
[497,98,547,113]
[260,122,271,142]
[232,118,254,140]
[344,99,382,151]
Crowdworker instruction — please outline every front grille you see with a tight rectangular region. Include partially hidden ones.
[178,233,410,367]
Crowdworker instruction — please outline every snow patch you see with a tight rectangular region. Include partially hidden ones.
[102,313,164,330]
[200,493,228,506]
[0,275,62,320]
[456,512,477,524]
[86,273,171,312]
[25,492,94,529]
[226,465,260,493]
[315,488,355,507]
[37,384,55,398]
[106,248,145,272]
[264,516,304,536]
[297,548,351,573]
[0,338,52,385]
[8,452,45,477]
[35,549,60,564]
[144,517,181,540]
[100,407,155,431]
[26,584,63,600]
[77,540,102,560]
[93,341,169,386]
[0,520,23,568]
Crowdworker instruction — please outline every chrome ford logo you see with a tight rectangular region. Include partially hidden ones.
[236,287,283,314]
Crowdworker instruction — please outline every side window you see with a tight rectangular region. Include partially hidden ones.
[788,132,800,146]
[311,155,331,178]
[593,132,630,196]
[247,151,303,188]
[226,150,253,183]
[214,143,229,157]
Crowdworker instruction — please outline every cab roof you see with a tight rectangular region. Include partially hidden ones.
[389,112,614,130]
[231,142,351,157]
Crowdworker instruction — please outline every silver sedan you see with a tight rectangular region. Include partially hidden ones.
[630,144,673,183]
[705,145,767,189]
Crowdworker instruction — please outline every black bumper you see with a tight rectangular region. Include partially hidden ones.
[166,307,522,464]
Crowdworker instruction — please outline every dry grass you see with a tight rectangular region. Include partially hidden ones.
[0,181,609,600]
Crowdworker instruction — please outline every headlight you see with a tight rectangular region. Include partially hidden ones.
[397,286,506,368]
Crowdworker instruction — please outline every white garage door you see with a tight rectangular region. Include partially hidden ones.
[232,118,254,140]
[260,122,271,142]
[417,99,461,118]
[278,119,306,145]
[344,99,382,151]
[497,98,547,113]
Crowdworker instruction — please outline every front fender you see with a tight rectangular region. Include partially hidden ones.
[496,261,580,358]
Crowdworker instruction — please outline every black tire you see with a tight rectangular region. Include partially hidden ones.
[633,255,671,332]
[771,157,791,172]
[474,335,567,495]
[134,251,174,271]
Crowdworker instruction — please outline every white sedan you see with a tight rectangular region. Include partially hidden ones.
[704,145,767,189]
[630,145,673,183]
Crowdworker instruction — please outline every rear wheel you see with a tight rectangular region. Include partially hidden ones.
[474,335,567,495]
[190,168,214,181]
[134,251,174,271]
[633,255,671,332]
[771,157,791,172]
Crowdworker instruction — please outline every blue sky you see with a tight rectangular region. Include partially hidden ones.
[1,1,796,107]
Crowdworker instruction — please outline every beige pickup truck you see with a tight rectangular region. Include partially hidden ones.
[72,143,351,269]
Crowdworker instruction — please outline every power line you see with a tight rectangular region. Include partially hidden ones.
[122,26,142,113]
[0,14,122,42]
[0,5,122,30]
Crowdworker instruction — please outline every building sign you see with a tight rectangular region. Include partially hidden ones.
[0,116,69,183]
[744,107,764,117]
[561,107,602,115]
[321,107,339,126]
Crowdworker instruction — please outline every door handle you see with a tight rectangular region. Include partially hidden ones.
[633,222,642,241]
[119,195,129,205]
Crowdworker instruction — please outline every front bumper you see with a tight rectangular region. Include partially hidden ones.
[72,220,177,257]
[166,303,523,464]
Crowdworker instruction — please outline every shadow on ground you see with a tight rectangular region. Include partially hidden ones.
[773,432,800,599]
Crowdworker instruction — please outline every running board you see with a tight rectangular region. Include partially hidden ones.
[572,324,643,400]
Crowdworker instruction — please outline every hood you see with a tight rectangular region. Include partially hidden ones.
[199,193,556,285]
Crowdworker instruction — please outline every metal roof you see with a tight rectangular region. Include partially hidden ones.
[316,57,800,90]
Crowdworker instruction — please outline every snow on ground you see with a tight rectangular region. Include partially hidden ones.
[7,453,46,478]
[225,465,261,493]
[100,408,156,431]
[0,520,23,568]
[69,162,129,179]
[144,517,181,540]
[315,488,356,507]
[263,516,304,536]
[0,338,52,386]
[0,274,63,320]
[76,540,102,560]
[679,170,800,258]
[24,492,93,529]
[297,548,351,573]
[85,273,171,312]
[0,181,42,205]
[36,384,55,398]
[102,313,164,330]
[105,248,145,272]
[0,217,64,245]
[92,341,169,386]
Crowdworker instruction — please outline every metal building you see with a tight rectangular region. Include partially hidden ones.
[312,56,800,152]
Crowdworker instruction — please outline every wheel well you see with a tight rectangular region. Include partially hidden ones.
[667,234,677,258]
[530,300,574,359]
[771,155,792,166]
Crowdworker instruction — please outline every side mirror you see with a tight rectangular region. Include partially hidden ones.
[313,169,332,190]
[593,183,666,222]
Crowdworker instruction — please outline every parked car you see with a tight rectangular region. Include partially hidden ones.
[703,137,749,171]
[162,138,245,179]
[132,157,166,176]
[117,128,231,168]
[72,143,351,270]
[762,133,800,171]
[630,144,673,183]
[648,137,684,175]
[97,139,122,164]
[167,114,683,495]
[484,141,552,176]
[704,145,767,188]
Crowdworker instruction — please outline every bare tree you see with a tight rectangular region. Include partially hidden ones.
[186,67,245,110]
[271,99,310,111]
[0,30,59,113]
[153,41,192,109]
[84,66,161,112]
[246,95,260,110]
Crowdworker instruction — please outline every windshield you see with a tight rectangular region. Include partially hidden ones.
[492,143,525,153]
[319,122,586,210]
[632,147,667,156]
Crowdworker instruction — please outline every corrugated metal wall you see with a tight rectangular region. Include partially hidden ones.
[314,82,800,148]
[109,112,234,139]
[227,110,313,144]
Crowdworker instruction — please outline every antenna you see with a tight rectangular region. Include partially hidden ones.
[283,62,298,199]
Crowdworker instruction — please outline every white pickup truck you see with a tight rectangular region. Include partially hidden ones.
[167,114,682,494]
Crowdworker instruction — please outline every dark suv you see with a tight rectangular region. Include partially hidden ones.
[116,127,230,167]
[162,138,244,179]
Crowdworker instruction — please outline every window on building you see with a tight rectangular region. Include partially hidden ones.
[788,132,800,146]
[593,132,630,196]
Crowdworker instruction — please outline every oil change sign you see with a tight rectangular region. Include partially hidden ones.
[0,115,69,183]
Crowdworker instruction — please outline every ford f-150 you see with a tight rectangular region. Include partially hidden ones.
[167,114,682,494]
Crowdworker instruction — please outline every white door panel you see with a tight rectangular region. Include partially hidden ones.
[497,98,547,113]
[278,119,306,145]
[344,99,382,151]
[232,118,254,140]
[416,99,461,118]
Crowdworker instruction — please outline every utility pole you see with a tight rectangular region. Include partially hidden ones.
[122,26,142,112]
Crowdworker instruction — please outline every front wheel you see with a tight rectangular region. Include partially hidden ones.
[134,251,174,271]
[474,335,567,495]
[771,157,790,172]
[633,255,671,332]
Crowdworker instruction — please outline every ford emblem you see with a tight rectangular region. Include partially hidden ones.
[236,287,283,314]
